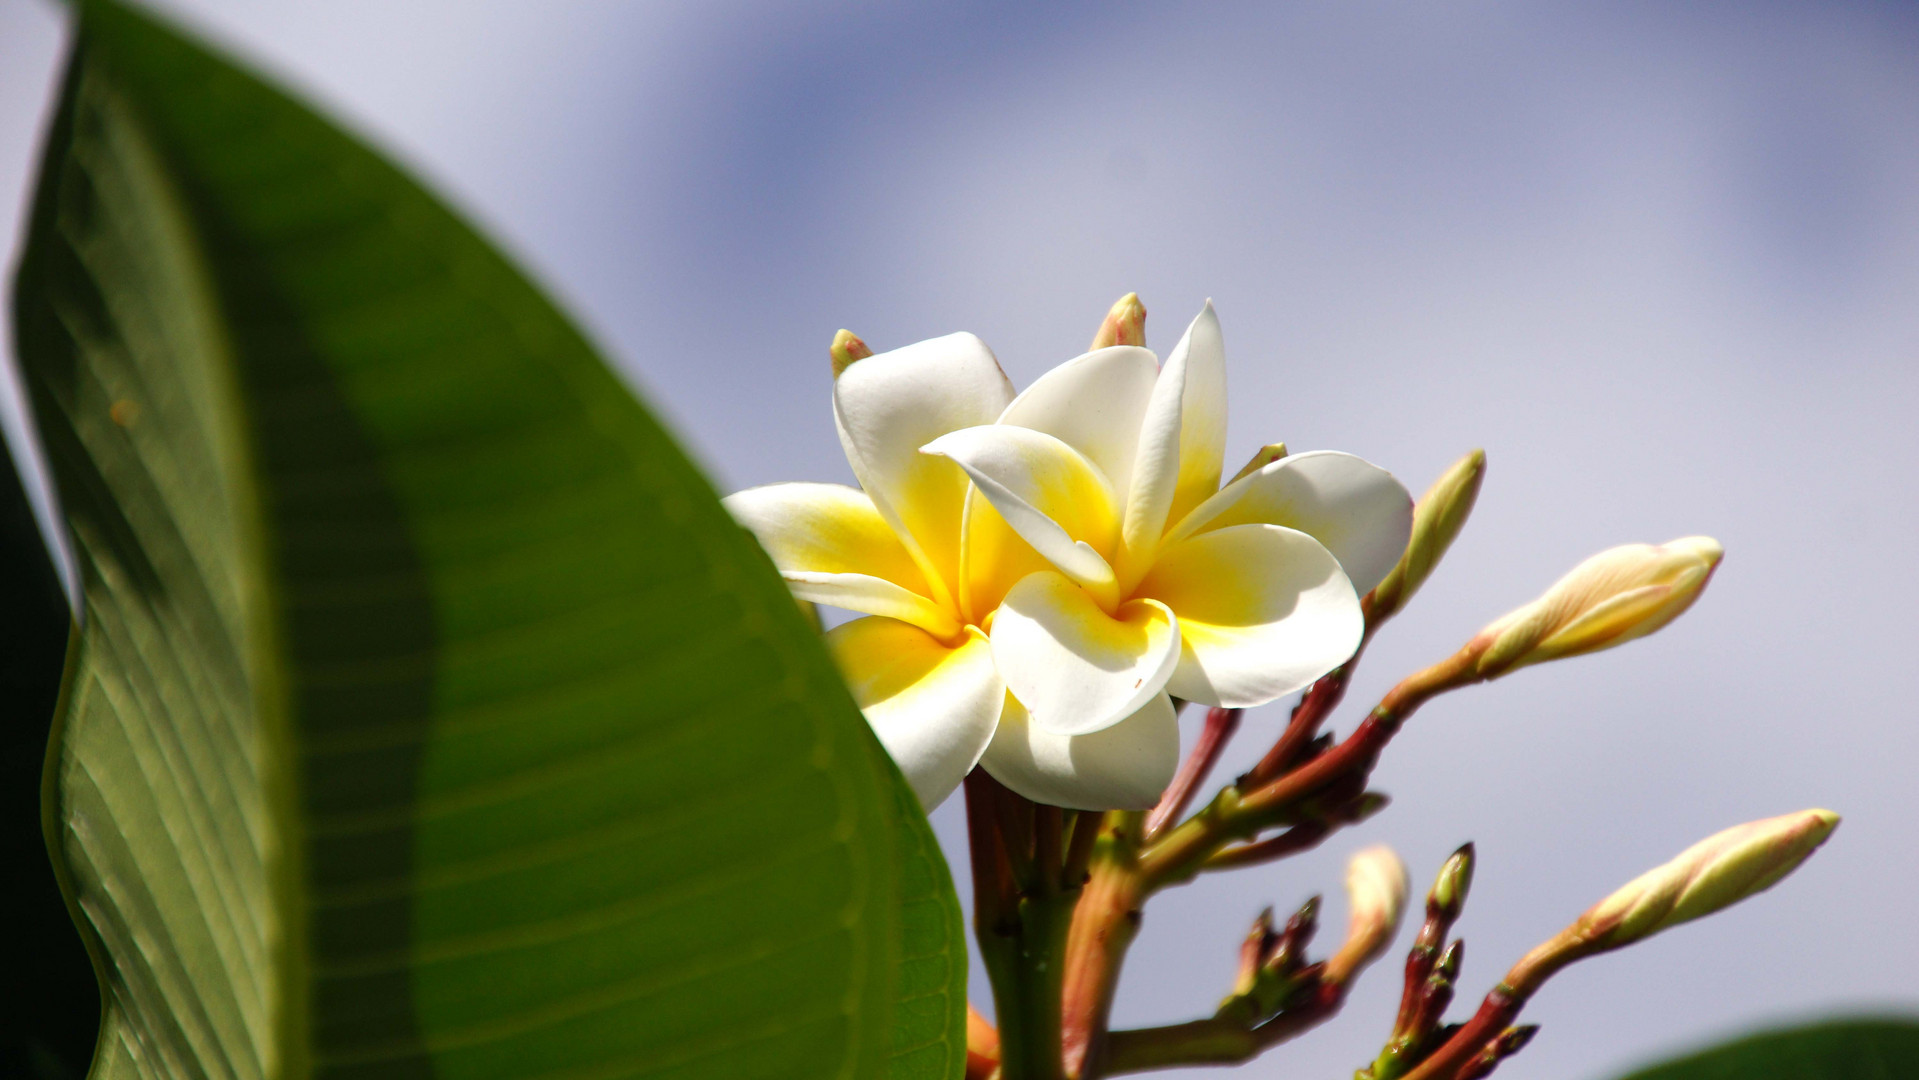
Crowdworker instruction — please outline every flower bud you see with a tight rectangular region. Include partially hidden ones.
[1506,809,1839,993]
[1090,292,1148,349]
[1229,442,1288,484]
[1368,450,1485,624]
[1231,907,1278,997]
[830,328,873,377]
[1471,536,1723,679]
[1325,845,1409,986]
[1428,842,1475,926]
[1454,1025,1538,1080]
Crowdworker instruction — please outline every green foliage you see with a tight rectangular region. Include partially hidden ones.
[10,2,964,1077]
[1610,1018,1919,1080]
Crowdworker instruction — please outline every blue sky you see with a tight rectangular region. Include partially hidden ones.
[4,2,1917,1077]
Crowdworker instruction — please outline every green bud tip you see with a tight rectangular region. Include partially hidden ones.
[1091,292,1148,349]
[830,329,873,376]
[1369,449,1486,621]
[1230,442,1289,484]
[1429,842,1476,919]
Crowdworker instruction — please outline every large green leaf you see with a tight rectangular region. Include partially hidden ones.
[1610,1018,1919,1080]
[11,2,965,1078]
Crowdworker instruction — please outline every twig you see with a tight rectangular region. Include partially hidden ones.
[1102,983,1346,1074]
[1136,647,1479,890]
[1062,809,1102,890]
[1398,988,1526,1080]
[1244,653,1358,786]
[1144,707,1241,841]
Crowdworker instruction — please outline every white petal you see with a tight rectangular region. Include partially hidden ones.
[990,571,1180,737]
[1167,450,1413,597]
[1138,523,1362,708]
[725,482,957,636]
[922,425,1119,597]
[827,618,1004,810]
[833,333,1015,605]
[996,346,1158,497]
[782,573,960,639]
[1120,302,1228,580]
[958,486,1053,624]
[980,693,1178,811]
[1165,302,1229,527]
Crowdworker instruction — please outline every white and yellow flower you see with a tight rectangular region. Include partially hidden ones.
[726,299,1412,811]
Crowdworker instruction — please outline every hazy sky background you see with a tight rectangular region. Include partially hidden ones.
[4,2,1917,1078]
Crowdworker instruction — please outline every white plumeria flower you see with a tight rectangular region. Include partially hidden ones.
[726,301,1412,812]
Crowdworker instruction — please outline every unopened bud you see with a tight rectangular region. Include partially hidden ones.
[1506,809,1839,994]
[1090,292,1148,349]
[1428,843,1475,925]
[1233,908,1279,997]
[1344,792,1392,825]
[1326,845,1409,986]
[1369,450,1485,624]
[830,329,873,376]
[1230,442,1289,484]
[1454,1025,1538,1080]
[1471,536,1723,679]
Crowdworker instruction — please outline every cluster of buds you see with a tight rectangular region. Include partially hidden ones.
[1363,845,1475,1080]
[1216,897,1324,1027]
[1369,810,1840,1080]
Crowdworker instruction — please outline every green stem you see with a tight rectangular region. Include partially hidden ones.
[966,772,1078,1080]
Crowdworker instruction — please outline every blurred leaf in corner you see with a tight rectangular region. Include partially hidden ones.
[1609,1017,1919,1080]
[11,1,968,1078]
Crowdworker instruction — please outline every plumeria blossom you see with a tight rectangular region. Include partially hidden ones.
[726,299,1412,812]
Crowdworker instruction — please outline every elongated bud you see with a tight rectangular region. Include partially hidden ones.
[1269,894,1321,975]
[1428,843,1475,926]
[1369,450,1485,624]
[1230,442,1288,484]
[1090,292,1148,349]
[1326,845,1409,985]
[1232,908,1278,996]
[1470,536,1723,679]
[830,329,873,376]
[1454,1025,1538,1080]
[1505,809,1839,994]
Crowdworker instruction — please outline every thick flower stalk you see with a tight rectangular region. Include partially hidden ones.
[727,297,1411,810]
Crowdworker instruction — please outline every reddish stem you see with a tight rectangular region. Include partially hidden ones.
[1101,979,1349,1074]
[1245,648,1362,786]
[1144,707,1241,840]
[1399,988,1525,1080]
[1202,820,1334,872]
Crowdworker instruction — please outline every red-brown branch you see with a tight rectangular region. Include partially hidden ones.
[1244,649,1362,786]
[1144,707,1241,841]
[1101,980,1349,1074]
[1398,988,1525,1080]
